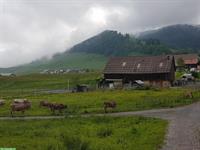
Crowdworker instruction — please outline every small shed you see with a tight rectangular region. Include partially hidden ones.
[103,55,175,88]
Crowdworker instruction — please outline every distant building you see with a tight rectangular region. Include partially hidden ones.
[40,69,87,74]
[174,54,199,69]
[103,55,175,88]
[0,73,16,77]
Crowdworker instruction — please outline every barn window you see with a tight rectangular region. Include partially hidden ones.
[159,62,163,67]
[122,62,126,67]
[137,63,141,68]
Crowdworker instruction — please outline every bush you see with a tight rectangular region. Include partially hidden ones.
[191,72,199,78]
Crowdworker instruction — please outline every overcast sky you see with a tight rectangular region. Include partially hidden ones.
[0,0,200,67]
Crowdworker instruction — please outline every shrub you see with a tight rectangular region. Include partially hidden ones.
[191,72,199,78]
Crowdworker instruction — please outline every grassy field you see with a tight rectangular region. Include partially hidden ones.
[0,88,199,117]
[0,73,199,116]
[0,73,199,149]
[0,72,100,91]
[0,116,167,150]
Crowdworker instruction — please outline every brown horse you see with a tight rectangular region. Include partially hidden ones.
[104,101,117,113]
[11,100,31,117]
[184,91,193,99]
[48,103,67,114]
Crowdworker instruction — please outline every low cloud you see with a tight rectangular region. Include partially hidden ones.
[0,0,200,67]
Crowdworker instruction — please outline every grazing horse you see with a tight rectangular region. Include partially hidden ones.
[11,100,31,117]
[48,103,67,114]
[0,99,5,107]
[104,101,117,113]
[184,91,193,99]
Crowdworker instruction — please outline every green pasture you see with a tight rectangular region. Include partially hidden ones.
[0,88,199,117]
[0,73,198,149]
[0,72,100,90]
[0,116,167,150]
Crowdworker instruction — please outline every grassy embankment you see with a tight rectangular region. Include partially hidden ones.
[0,116,167,150]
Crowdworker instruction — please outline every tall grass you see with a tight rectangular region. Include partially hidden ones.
[0,116,167,150]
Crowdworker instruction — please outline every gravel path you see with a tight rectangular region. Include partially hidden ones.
[116,102,200,150]
[1,102,200,150]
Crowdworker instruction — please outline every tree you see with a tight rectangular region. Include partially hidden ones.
[177,58,185,66]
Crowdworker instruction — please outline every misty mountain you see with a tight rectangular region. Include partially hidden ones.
[138,24,200,52]
[1,24,200,74]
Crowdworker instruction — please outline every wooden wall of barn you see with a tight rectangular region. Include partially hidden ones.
[104,73,174,82]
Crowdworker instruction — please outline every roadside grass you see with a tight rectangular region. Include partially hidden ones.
[0,116,167,150]
[0,88,199,117]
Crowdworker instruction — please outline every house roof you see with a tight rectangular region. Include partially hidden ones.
[103,55,174,74]
[174,54,199,65]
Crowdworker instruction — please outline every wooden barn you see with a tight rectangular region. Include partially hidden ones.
[103,55,175,88]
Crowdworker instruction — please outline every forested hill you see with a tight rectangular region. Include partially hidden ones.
[69,30,172,56]
[138,24,200,52]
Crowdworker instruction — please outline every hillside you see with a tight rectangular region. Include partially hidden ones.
[138,24,200,53]
[0,53,107,74]
[69,30,171,56]
[1,25,200,74]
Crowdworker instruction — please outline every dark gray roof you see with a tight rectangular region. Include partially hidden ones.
[103,55,174,74]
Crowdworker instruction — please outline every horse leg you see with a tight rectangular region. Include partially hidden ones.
[11,110,13,117]
[49,107,53,114]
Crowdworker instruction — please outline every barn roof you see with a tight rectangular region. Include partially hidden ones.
[174,54,199,65]
[103,55,174,74]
